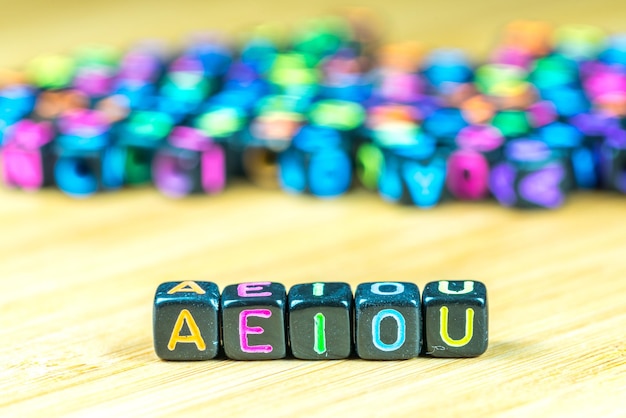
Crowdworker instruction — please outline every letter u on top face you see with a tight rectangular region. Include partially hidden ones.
[153,280,488,361]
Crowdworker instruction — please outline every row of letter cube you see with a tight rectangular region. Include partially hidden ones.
[153,280,488,360]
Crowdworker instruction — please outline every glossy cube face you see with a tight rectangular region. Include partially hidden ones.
[54,147,125,197]
[221,282,287,360]
[153,281,221,361]
[288,282,353,360]
[354,282,421,360]
[278,126,352,198]
[152,145,226,198]
[422,280,488,358]
[489,140,569,209]
[378,151,447,208]
[1,147,51,191]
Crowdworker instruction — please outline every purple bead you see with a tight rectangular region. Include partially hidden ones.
[152,127,226,198]
[490,139,568,209]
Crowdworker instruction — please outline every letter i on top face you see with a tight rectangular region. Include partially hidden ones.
[288,282,353,360]
[422,280,488,358]
[153,281,221,361]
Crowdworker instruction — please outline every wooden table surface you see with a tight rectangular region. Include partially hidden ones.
[2,1,626,416]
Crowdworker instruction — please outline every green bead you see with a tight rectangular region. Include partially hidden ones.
[74,44,120,69]
[162,73,210,102]
[371,121,420,148]
[128,111,174,140]
[269,54,319,87]
[27,54,75,89]
[256,94,310,114]
[530,55,578,90]
[308,100,365,131]
[195,107,246,138]
[555,24,606,60]
[491,111,530,139]
[475,64,527,97]
[292,16,351,62]
[124,148,153,185]
[356,143,384,190]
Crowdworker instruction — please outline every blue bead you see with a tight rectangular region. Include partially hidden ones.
[422,108,468,141]
[600,35,626,67]
[55,155,100,197]
[537,122,583,149]
[278,148,307,193]
[278,126,352,198]
[401,157,447,207]
[540,87,589,118]
[308,148,351,197]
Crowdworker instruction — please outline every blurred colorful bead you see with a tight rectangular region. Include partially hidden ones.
[446,149,490,200]
[491,110,531,139]
[308,99,365,131]
[527,101,557,128]
[355,142,384,190]
[501,20,553,57]
[537,121,595,189]
[153,127,226,198]
[422,107,467,143]
[54,110,124,197]
[26,54,75,89]
[378,148,447,208]
[530,55,579,91]
[117,111,174,185]
[554,24,606,61]
[1,120,55,191]
[540,87,589,118]
[600,34,626,67]
[278,125,352,197]
[600,126,626,193]
[490,139,568,208]
[0,85,36,127]
[455,124,504,162]
[422,49,473,91]
[241,147,280,189]
[34,89,88,120]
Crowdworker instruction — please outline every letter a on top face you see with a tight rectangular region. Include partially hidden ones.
[153,281,220,361]
[422,280,488,358]
[354,282,421,360]
[221,282,287,360]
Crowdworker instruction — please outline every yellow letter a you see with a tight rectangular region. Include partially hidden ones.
[167,281,206,295]
[167,309,207,351]
[439,306,474,347]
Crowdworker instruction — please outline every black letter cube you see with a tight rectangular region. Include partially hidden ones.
[355,282,421,360]
[288,282,353,360]
[221,282,287,360]
[422,280,488,357]
[153,281,220,361]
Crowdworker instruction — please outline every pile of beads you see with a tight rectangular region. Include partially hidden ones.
[1,17,626,209]
[154,280,488,360]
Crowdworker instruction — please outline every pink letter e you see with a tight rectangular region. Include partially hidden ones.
[239,309,273,353]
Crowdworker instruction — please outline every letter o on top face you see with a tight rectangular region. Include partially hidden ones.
[370,282,405,296]
[355,282,421,360]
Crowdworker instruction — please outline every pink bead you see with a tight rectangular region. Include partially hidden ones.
[169,126,213,151]
[446,150,490,200]
[456,125,504,153]
[58,109,108,137]
[527,101,557,128]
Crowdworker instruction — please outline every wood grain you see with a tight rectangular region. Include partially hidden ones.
[1,1,626,416]
[1,184,625,416]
